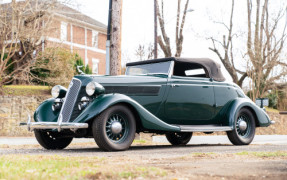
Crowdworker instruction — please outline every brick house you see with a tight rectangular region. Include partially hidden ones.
[46,4,107,75]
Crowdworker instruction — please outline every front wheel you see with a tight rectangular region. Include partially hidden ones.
[166,132,192,146]
[92,105,136,151]
[227,108,256,145]
[34,130,73,150]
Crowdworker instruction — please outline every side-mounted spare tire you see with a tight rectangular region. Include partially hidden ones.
[92,104,136,151]
[227,108,256,145]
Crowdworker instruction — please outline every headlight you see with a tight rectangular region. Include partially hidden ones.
[86,81,105,96]
[51,85,67,98]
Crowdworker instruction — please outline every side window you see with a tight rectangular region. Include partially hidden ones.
[173,62,208,78]
[92,58,99,74]
[60,22,67,41]
[92,31,99,48]
[185,68,206,77]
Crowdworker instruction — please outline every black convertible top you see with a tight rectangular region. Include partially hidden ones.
[126,57,226,82]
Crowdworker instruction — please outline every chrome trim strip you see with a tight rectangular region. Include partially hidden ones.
[168,61,175,78]
[20,122,89,132]
[179,125,233,132]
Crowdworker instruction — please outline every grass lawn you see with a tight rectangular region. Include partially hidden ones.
[2,85,50,96]
[0,155,167,180]
[265,107,280,113]
[236,151,287,157]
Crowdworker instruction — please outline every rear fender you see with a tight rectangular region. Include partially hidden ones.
[222,98,271,127]
[74,94,180,132]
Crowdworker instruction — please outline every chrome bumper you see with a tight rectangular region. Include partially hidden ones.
[19,115,89,132]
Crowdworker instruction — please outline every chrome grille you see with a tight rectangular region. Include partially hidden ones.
[58,78,81,122]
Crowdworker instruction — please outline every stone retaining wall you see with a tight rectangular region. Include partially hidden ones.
[0,95,286,136]
[0,96,49,136]
[256,112,287,135]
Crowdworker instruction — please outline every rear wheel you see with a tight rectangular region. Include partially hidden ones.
[34,130,73,150]
[92,105,136,151]
[166,132,192,146]
[227,108,256,145]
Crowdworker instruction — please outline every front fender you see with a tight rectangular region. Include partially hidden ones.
[223,98,271,127]
[34,98,59,123]
[74,94,180,132]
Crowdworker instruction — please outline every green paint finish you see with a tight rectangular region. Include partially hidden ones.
[226,98,271,127]
[34,65,271,133]
[73,94,180,132]
[34,98,59,123]
[164,76,215,125]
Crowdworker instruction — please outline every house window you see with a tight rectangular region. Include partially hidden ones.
[60,22,67,41]
[92,31,98,48]
[92,59,99,74]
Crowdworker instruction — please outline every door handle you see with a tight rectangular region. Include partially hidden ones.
[171,84,180,88]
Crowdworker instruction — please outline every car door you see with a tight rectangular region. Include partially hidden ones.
[164,76,216,125]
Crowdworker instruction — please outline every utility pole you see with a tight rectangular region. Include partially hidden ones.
[154,0,158,59]
[105,0,112,75]
[110,0,123,76]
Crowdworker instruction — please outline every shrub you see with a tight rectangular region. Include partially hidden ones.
[32,49,92,86]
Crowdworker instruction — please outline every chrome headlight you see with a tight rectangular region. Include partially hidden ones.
[86,81,105,96]
[51,85,67,98]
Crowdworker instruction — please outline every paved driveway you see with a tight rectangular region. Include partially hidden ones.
[1,135,286,146]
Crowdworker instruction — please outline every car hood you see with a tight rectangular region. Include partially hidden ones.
[74,75,168,86]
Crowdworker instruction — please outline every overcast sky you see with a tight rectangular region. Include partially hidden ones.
[74,0,252,81]
[86,0,284,84]
[2,0,286,82]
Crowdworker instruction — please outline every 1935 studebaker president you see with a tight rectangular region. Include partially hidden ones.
[21,57,274,151]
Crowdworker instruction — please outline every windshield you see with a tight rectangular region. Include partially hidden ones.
[125,61,172,76]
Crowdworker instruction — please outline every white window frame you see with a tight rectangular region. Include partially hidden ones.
[60,22,68,41]
[92,30,99,48]
[92,58,99,74]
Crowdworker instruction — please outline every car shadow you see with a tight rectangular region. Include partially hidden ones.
[57,144,233,153]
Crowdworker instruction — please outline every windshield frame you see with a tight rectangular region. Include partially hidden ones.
[125,60,174,77]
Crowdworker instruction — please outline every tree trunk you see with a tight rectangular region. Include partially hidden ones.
[110,0,123,76]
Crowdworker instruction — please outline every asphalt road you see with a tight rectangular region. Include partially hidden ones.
[0,135,286,157]
[1,135,286,179]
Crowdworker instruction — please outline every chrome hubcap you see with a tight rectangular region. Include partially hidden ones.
[238,120,247,131]
[106,114,128,142]
[111,122,122,134]
[236,114,251,137]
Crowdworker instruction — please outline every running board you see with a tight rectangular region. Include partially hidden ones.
[178,125,233,132]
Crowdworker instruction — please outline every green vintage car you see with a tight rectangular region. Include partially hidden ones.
[21,57,274,151]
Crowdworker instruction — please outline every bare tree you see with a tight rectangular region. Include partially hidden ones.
[135,43,154,61]
[0,0,57,88]
[156,0,190,57]
[247,0,287,100]
[208,0,248,87]
[209,0,287,95]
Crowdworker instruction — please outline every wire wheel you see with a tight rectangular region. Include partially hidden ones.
[227,108,255,145]
[236,114,251,138]
[93,104,136,151]
[106,114,129,143]
[34,130,73,150]
[166,132,192,146]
